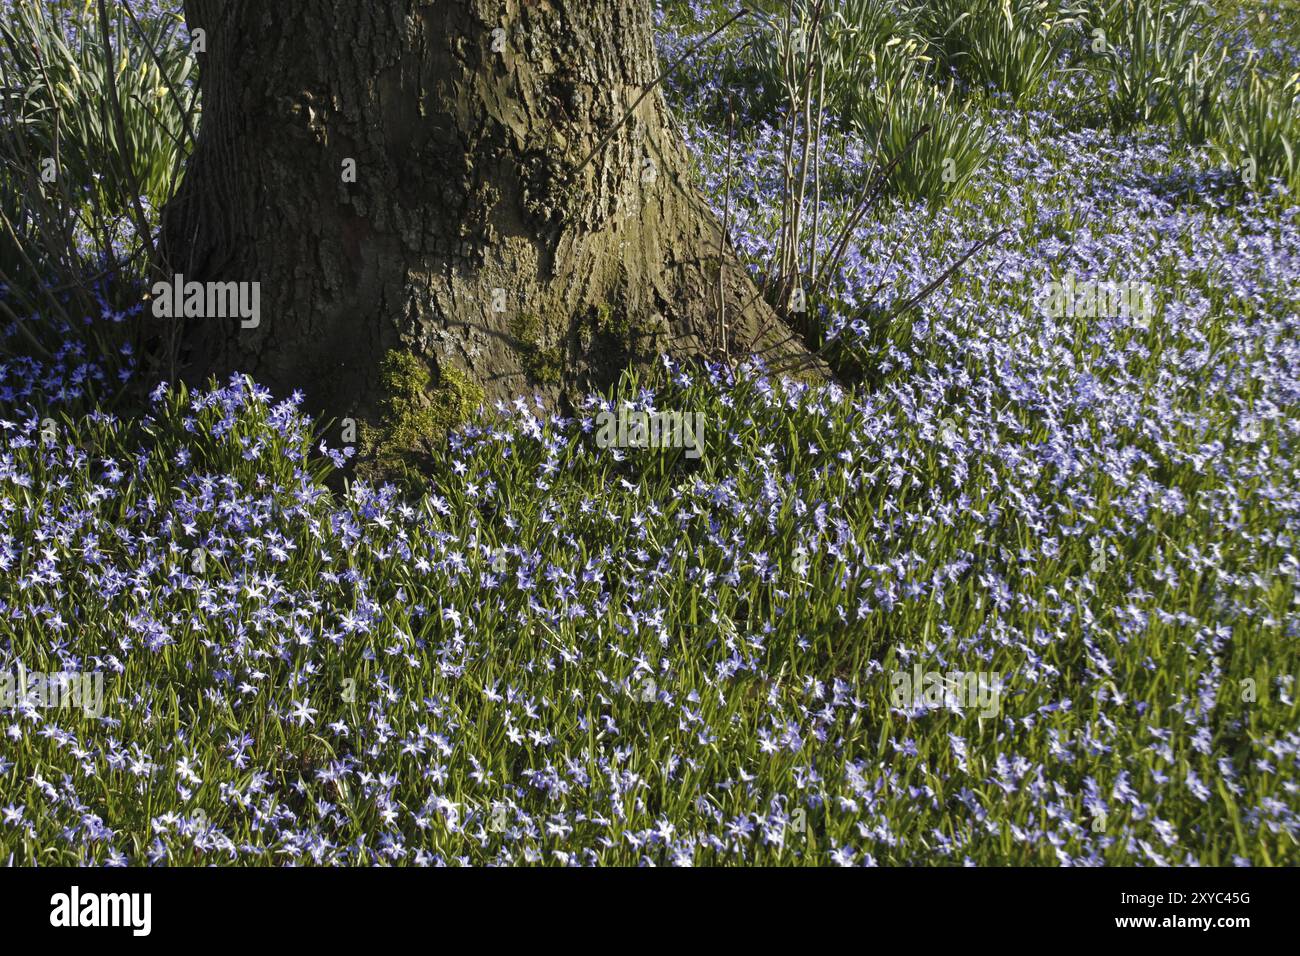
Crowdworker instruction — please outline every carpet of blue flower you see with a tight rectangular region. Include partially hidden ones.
[0,1,1297,865]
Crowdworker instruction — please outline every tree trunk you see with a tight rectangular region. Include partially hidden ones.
[162,0,819,423]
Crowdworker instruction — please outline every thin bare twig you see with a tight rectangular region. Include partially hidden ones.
[571,6,751,180]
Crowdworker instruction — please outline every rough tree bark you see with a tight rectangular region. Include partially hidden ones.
[162,0,819,422]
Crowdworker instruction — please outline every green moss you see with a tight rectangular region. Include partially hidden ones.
[509,313,541,346]
[358,350,484,485]
[528,348,565,385]
[581,303,666,357]
[595,303,649,349]
[511,313,565,385]
[510,304,670,387]
[593,302,618,335]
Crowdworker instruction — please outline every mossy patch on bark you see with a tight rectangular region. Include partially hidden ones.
[356,349,484,486]
[510,313,565,385]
